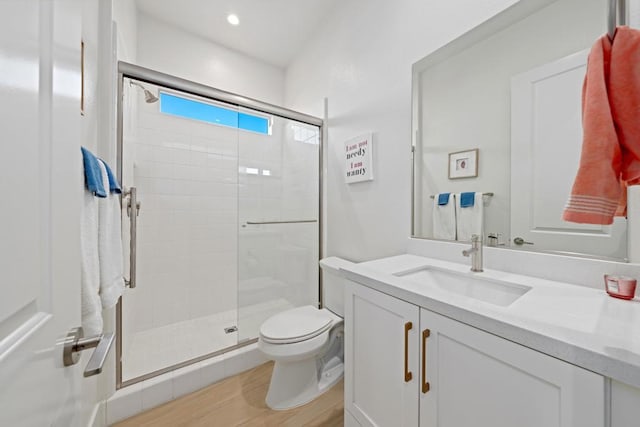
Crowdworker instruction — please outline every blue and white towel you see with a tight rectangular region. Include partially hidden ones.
[456,192,484,242]
[459,192,475,208]
[97,159,125,310]
[433,193,456,240]
[81,146,107,198]
[80,147,125,335]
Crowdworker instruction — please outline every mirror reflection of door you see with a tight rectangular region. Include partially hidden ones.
[510,50,627,260]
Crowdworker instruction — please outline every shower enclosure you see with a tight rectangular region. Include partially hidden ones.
[116,63,322,386]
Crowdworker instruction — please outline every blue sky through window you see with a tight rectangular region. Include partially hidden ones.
[159,92,270,135]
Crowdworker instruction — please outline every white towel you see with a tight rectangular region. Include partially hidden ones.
[433,193,457,240]
[456,192,484,242]
[97,159,125,309]
[81,174,104,336]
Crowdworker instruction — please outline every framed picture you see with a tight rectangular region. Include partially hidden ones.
[344,133,374,184]
[448,149,478,179]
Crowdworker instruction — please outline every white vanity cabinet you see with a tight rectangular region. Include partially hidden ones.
[344,279,420,426]
[344,279,605,427]
[419,308,604,427]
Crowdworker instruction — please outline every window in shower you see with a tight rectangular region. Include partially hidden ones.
[159,92,271,135]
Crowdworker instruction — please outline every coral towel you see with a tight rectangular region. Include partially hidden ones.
[564,26,640,225]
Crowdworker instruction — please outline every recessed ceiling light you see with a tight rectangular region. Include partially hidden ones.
[227,14,240,26]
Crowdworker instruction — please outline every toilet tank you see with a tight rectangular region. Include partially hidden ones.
[319,257,355,317]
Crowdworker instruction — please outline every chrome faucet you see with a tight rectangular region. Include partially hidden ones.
[462,234,483,272]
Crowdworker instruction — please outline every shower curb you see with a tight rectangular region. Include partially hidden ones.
[105,343,267,425]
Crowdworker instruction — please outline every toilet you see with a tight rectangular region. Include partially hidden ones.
[258,257,352,410]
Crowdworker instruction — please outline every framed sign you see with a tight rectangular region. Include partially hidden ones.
[448,149,478,179]
[345,133,373,183]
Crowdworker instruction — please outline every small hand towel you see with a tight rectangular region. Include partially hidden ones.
[460,192,475,208]
[103,160,122,194]
[438,193,451,206]
[456,192,483,242]
[433,193,456,240]
[564,27,640,224]
[81,147,107,198]
[97,159,125,309]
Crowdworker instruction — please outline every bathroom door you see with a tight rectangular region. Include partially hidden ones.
[0,0,95,425]
[237,111,321,342]
[511,49,626,259]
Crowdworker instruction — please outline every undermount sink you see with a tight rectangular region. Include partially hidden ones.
[394,266,531,307]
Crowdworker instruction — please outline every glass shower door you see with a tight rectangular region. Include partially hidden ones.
[237,110,321,342]
[120,79,241,382]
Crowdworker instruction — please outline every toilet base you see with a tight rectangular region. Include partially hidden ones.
[265,357,344,410]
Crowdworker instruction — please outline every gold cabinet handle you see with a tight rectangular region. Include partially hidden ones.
[404,321,413,382]
[422,329,431,393]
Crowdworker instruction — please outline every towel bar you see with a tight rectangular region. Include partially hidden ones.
[608,0,627,40]
[429,192,493,199]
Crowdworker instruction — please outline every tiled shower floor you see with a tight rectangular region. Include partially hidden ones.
[122,298,294,381]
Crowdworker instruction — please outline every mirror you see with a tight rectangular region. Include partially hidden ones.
[411,0,628,261]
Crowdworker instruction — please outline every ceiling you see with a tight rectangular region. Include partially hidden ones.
[135,0,340,68]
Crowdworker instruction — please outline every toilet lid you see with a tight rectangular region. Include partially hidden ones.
[260,306,333,344]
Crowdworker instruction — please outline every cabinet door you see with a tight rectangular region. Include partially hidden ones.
[419,308,604,427]
[345,280,420,427]
[611,380,640,427]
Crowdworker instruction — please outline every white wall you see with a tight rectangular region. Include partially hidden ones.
[285,0,520,262]
[137,13,285,105]
[113,0,137,63]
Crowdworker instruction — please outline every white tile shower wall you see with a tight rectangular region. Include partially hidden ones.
[280,123,320,306]
[237,121,284,302]
[123,99,321,353]
[282,124,319,221]
[236,119,320,337]
[238,121,286,224]
[127,94,239,335]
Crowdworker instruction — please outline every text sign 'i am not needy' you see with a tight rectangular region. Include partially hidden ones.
[345,133,373,184]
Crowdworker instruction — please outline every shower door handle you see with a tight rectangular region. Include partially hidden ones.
[124,186,140,288]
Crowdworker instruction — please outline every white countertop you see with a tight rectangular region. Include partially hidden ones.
[339,254,640,389]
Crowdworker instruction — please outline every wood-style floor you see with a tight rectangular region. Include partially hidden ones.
[113,362,344,427]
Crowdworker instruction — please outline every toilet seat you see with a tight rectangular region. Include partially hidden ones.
[260,306,334,344]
